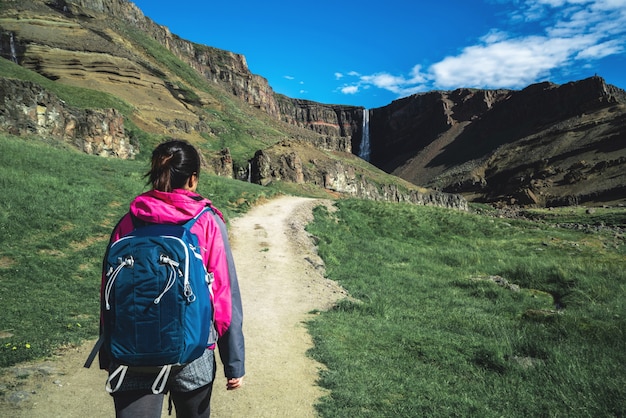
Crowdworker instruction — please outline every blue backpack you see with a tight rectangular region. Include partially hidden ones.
[85,208,213,394]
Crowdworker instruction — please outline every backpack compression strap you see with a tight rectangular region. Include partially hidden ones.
[104,364,172,394]
[83,335,104,368]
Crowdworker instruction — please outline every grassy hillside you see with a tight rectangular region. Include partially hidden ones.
[306,199,625,417]
[0,134,277,367]
[0,1,334,169]
[0,52,284,166]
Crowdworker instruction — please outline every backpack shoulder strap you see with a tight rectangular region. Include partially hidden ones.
[129,205,214,231]
[182,206,213,230]
[129,212,149,228]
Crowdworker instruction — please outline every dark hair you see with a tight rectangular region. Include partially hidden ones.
[146,140,201,192]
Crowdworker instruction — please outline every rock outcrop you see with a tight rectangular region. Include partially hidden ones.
[275,95,362,152]
[0,77,134,158]
[249,141,468,210]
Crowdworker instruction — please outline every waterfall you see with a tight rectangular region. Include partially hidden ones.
[247,162,252,183]
[358,109,371,161]
[9,32,17,63]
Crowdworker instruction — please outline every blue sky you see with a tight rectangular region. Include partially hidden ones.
[131,0,626,109]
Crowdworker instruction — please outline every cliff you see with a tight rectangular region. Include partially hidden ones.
[368,88,511,172]
[0,77,134,158]
[53,0,361,151]
[249,141,468,210]
[369,76,626,206]
[275,95,362,150]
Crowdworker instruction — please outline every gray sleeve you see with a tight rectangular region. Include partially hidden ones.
[212,212,246,378]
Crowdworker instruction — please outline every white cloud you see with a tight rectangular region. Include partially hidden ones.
[336,65,429,98]
[338,0,626,99]
[480,30,509,44]
[431,34,595,89]
[334,72,344,79]
[360,73,407,93]
[575,39,624,59]
[341,85,359,94]
[284,75,295,80]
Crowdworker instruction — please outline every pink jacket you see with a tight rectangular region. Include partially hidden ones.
[102,189,245,379]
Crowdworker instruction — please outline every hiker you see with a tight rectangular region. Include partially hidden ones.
[99,139,245,417]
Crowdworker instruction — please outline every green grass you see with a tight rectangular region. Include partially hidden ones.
[522,206,626,227]
[306,199,626,417]
[0,134,275,367]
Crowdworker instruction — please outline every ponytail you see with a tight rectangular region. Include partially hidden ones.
[146,140,201,192]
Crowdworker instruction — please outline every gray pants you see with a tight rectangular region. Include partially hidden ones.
[113,382,214,418]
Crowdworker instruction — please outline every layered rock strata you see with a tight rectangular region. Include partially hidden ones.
[0,77,134,158]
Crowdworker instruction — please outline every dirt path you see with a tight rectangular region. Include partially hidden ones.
[0,196,346,417]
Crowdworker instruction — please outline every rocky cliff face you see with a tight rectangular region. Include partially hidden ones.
[275,95,362,152]
[50,0,281,115]
[368,88,511,172]
[58,0,362,148]
[0,77,134,158]
[370,76,626,206]
[249,141,468,210]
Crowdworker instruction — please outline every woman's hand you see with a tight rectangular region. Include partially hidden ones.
[227,377,243,390]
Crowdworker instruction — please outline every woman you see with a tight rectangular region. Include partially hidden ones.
[100,139,245,417]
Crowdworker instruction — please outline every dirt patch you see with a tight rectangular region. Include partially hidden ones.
[0,196,347,417]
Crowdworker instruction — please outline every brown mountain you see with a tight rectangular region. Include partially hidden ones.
[1,0,625,207]
[368,78,626,206]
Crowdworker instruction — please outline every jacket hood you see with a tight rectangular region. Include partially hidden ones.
[130,189,212,224]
